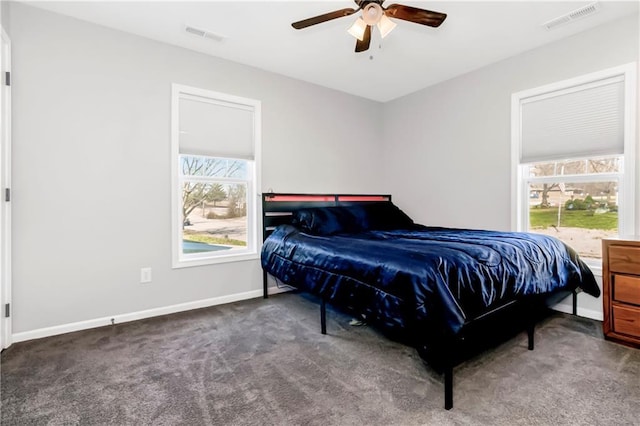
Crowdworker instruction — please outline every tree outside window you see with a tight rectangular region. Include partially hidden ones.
[180,155,250,255]
[526,156,621,260]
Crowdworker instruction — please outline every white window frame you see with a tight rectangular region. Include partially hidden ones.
[171,84,261,268]
[511,63,637,273]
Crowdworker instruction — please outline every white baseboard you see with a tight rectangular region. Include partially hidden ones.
[551,302,603,321]
[12,286,291,344]
[10,286,598,344]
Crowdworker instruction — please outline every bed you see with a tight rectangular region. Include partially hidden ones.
[260,193,600,409]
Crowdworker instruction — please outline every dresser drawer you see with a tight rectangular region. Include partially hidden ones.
[613,275,640,306]
[608,246,640,275]
[612,305,640,337]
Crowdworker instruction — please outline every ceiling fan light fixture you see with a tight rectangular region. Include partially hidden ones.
[362,3,383,25]
[377,14,397,38]
[347,17,367,41]
[292,1,447,54]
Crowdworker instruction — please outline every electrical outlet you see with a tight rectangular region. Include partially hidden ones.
[140,267,152,283]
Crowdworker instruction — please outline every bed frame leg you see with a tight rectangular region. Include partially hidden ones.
[527,322,535,350]
[572,290,578,316]
[320,298,327,335]
[263,270,268,299]
[442,338,454,410]
[525,301,535,350]
[444,364,453,410]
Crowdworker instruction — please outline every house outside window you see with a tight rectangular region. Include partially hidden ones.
[172,84,261,267]
[512,63,637,270]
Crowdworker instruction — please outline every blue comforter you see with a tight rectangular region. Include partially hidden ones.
[261,225,600,336]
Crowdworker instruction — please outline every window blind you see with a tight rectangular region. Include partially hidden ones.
[178,96,255,159]
[520,76,624,163]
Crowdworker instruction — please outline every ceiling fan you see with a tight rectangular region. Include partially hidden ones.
[291,0,447,53]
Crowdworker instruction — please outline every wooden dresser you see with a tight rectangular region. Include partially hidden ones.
[602,237,640,347]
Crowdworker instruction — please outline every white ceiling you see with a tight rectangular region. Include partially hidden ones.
[24,1,639,102]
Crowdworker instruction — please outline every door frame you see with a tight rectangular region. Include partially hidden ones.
[1,27,12,350]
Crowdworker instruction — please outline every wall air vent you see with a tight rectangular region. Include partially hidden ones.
[184,25,226,42]
[543,2,600,30]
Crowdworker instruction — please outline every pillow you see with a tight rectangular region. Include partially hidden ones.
[291,202,414,236]
[292,206,364,236]
[356,202,415,231]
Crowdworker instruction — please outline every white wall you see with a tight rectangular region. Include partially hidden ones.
[1,1,9,34]
[382,14,639,319]
[382,14,639,230]
[9,3,384,335]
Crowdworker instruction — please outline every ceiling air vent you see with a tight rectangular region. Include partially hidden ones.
[184,25,226,42]
[543,2,600,30]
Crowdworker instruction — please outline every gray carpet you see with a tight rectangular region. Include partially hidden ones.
[1,292,639,425]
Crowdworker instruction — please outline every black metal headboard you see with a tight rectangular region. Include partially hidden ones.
[262,193,392,242]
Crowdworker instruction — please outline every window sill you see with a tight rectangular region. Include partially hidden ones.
[173,252,259,269]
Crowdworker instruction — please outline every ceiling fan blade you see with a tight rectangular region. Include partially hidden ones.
[384,4,447,27]
[355,25,371,53]
[292,8,357,29]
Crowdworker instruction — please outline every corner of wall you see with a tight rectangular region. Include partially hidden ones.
[1,1,11,36]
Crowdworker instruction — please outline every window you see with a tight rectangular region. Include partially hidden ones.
[512,63,637,268]
[524,156,622,261]
[172,84,261,267]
